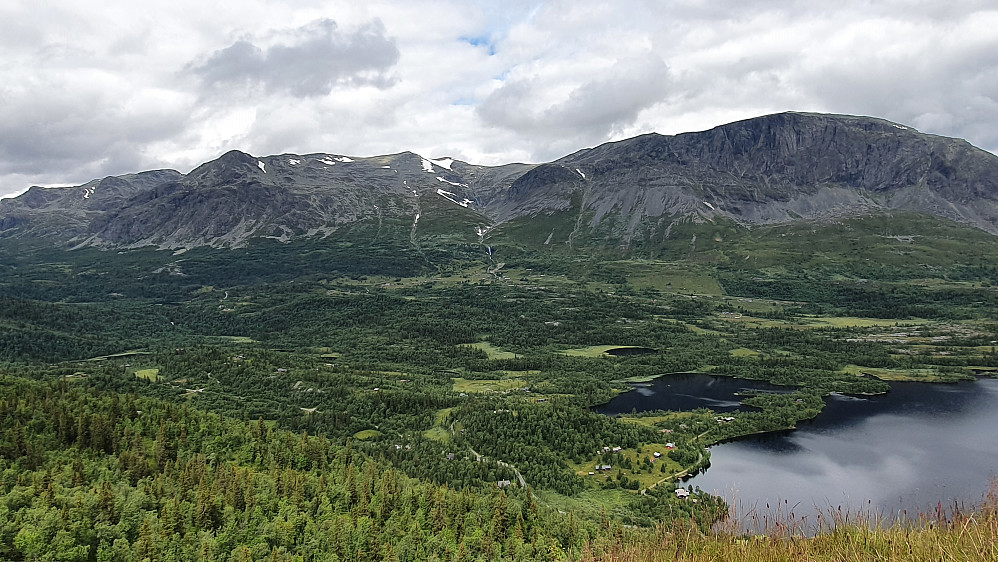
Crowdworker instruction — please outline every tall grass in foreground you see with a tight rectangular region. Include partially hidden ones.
[578,481,998,561]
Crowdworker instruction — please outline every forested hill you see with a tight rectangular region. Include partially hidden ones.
[0,375,655,560]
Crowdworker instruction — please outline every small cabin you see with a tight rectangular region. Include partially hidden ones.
[675,489,690,499]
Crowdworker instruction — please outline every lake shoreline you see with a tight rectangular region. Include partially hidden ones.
[686,377,998,528]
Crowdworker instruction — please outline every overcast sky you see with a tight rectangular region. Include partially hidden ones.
[2,0,997,198]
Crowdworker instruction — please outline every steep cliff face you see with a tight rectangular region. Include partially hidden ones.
[499,113,998,238]
[2,112,997,250]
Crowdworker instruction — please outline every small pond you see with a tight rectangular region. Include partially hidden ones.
[604,346,658,357]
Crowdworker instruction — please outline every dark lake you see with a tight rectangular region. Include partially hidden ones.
[596,372,788,416]
[598,373,998,528]
[604,346,658,357]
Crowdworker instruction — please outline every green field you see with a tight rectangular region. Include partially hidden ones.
[423,408,455,443]
[462,341,518,359]
[605,261,724,295]
[218,335,256,343]
[839,364,972,382]
[560,344,644,357]
[133,368,160,381]
[452,377,527,393]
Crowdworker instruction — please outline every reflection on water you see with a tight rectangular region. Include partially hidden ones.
[597,373,998,529]
[687,378,998,528]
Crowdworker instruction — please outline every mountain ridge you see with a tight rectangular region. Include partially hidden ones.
[3,111,997,250]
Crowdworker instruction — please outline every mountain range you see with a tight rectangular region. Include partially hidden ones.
[3,111,998,251]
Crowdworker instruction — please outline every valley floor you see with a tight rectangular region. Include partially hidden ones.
[3,227,998,558]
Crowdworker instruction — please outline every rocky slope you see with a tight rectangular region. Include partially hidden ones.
[2,112,997,250]
[0,170,183,240]
[498,112,998,239]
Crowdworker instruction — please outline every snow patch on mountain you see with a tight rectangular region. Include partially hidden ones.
[257,161,266,173]
[431,158,454,170]
[436,189,473,208]
[436,176,468,188]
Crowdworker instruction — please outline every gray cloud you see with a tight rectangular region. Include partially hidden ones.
[0,81,188,181]
[795,37,998,154]
[190,19,399,97]
[477,54,671,148]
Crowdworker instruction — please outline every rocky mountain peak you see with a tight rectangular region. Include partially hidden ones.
[2,112,997,249]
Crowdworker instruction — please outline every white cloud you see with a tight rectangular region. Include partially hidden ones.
[1,0,997,198]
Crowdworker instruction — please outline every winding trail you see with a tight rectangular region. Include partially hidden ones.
[642,429,713,494]
[642,449,705,495]
[467,445,528,488]
[452,418,531,491]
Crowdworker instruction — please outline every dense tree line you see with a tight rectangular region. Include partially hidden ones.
[452,399,659,495]
[0,375,637,561]
[718,273,996,319]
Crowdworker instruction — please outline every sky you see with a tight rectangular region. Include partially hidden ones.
[2,0,997,199]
